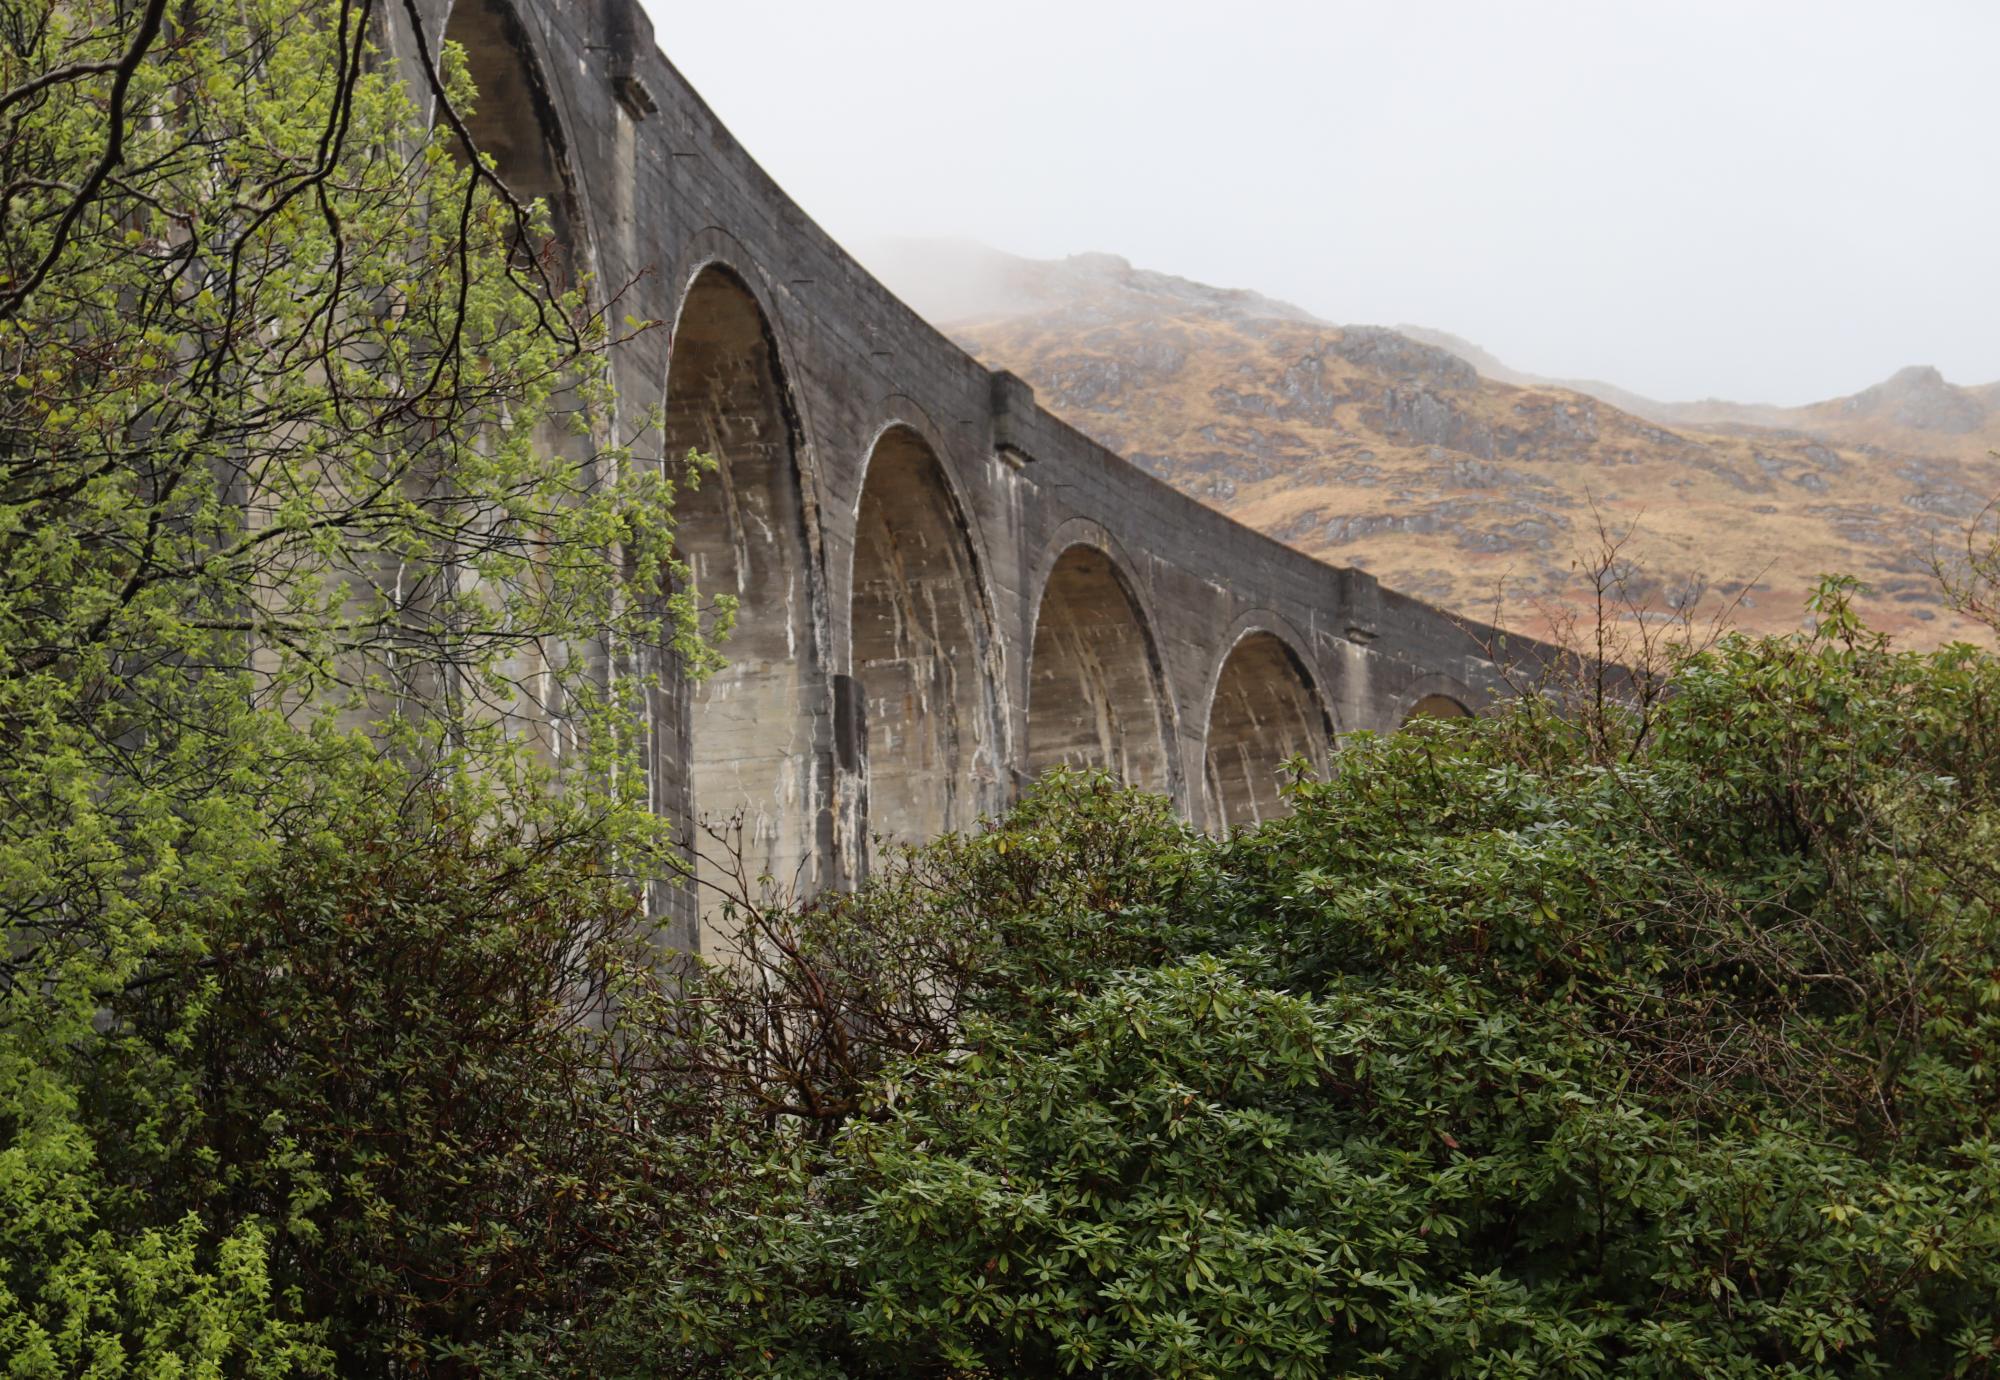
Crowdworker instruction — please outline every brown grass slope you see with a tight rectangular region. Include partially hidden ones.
[897,247,1998,645]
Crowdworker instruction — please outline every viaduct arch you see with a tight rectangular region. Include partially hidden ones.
[1397,672,1481,728]
[405,0,1529,949]
[849,421,1003,855]
[1202,623,1334,833]
[663,263,827,915]
[1025,541,1177,800]
[437,0,593,758]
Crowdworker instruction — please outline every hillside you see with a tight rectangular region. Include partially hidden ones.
[1398,326,2000,462]
[865,241,1999,645]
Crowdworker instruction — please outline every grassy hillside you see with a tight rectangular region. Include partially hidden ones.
[880,243,1999,644]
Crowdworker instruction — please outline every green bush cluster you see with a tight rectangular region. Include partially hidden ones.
[636,590,2000,1379]
[14,573,1999,1377]
[1,0,1996,1372]
[0,0,688,1369]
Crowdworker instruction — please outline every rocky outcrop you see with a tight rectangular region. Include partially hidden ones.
[1838,365,1987,435]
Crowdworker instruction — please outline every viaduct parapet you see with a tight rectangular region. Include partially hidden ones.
[398,0,1527,949]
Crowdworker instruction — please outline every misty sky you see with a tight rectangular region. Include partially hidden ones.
[641,0,1999,406]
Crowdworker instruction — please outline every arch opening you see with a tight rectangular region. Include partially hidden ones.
[850,427,999,853]
[666,266,825,930]
[1025,545,1171,793]
[1203,632,1329,831]
[1404,693,1472,728]
[443,0,579,278]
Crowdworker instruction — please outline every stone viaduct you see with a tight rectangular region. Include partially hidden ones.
[394,0,1519,949]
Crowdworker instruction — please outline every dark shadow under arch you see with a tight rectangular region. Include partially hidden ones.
[1404,693,1473,726]
[1025,544,1171,793]
[1203,631,1330,831]
[665,264,825,932]
[442,0,581,277]
[849,426,1000,852]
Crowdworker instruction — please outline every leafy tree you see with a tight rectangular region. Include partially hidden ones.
[111,758,738,1376]
[0,0,697,1369]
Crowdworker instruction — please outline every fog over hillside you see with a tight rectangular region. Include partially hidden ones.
[860,237,2000,436]
[855,238,1320,332]
[857,237,2000,648]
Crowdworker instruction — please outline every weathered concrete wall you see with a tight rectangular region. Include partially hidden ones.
[396,0,1531,950]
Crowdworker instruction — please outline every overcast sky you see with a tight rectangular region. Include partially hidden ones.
[642,1,1999,406]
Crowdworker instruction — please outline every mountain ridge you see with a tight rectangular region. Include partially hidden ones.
[1394,323,2000,457]
[856,239,1998,646]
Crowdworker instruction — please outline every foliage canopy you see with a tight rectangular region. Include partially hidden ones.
[0,0,1996,1375]
[0,0,693,1369]
[636,591,2000,1379]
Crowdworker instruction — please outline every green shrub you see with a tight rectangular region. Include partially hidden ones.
[641,587,2000,1378]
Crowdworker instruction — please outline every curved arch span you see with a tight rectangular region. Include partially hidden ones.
[1203,631,1331,831]
[1404,693,1474,727]
[442,0,583,279]
[435,0,590,761]
[665,264,826,931]
[848,425,1001,853]
[1025,544,1172,794]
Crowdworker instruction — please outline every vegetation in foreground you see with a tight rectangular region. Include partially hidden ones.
[10,575,2000,1377]
[638,584,2000,1378]
[2,0,1999,1373]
